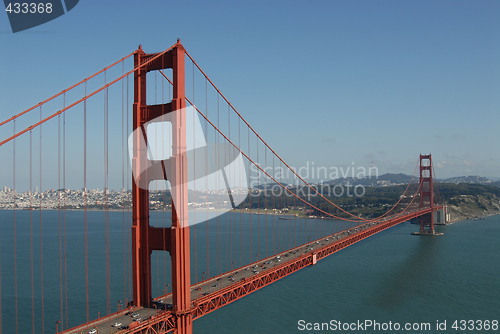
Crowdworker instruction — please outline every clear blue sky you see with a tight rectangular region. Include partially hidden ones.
[1,1,499,191]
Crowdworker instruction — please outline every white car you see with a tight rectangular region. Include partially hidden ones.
[113,322,122,327]
[88,329,97,334]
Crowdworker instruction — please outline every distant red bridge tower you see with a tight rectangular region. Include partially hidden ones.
[418,154,436,234]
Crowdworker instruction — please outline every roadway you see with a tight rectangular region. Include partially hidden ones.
[63,208,430,334]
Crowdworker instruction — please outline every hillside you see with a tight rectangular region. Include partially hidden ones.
[323,173,413,187]
[241,182,500,222]
[323,174,500,189]
[440,175,493,184]
[436,183,500,222]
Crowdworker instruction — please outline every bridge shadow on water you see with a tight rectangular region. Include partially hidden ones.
[371,224,444,311]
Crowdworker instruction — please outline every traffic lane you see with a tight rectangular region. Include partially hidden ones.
[80,307,159,334]
[156,223,374,306]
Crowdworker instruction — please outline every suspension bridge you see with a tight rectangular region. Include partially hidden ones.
[0,40,445,334]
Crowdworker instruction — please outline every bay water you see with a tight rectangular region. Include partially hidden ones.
[0,211,498,333]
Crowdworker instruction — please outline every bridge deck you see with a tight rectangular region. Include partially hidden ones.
[61,207,441,334]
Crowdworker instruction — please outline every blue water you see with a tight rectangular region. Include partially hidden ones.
[0,211,499,333]
[194,216,500,334]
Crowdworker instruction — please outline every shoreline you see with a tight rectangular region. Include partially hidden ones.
[445,212,500,225]
[2,207,498,225]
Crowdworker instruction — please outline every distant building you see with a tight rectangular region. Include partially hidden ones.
[376,180,391,187]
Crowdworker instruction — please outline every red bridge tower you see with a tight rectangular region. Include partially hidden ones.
[132,40,192,333]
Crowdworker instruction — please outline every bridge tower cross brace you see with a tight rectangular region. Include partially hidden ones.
[419,154,435,234]
[132,40,192,333]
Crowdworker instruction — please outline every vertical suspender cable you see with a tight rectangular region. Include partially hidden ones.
[220,95,227,274]
[228,103,234,269]
[0,209,2,333]
[84,81,89,323]
[155,70,160,297]
[157,71,162,296]
[161,66,166,291]
[265,147,268,258]
[105,71,108,314]
[203,78,211,277]
[276,159,280,252]
[215,100,219,275]
[122,60,127,303]
[230,104,236,268]
[299,186,302,245]
[207,79,211,278]
[63,94,68,329]
[282,161,285,250]
[293,168,296,247]
[280,163,282,250]
[192,64,197,283]
[58,112,63,329]
[272,155,275,255]
[287,162,290,249]
[239,117,243,266]
[30,130,34,334]
[160,68,165,291]
[39,107,45,334]
[217,92,222,274]
[257,135,260,261]
[248,126,252,262]
[127,75,132,303]
[305,180,308,243]
[0,214,1,333]
[104,70,111,315]
[281,161,284,251]
[212,91,216,275]
[13,119,18,334]
[226,98,231,270]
